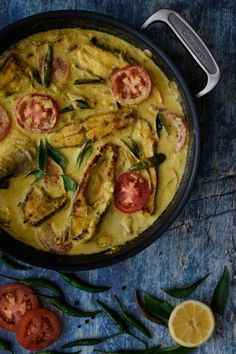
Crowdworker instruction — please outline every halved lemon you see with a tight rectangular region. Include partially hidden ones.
[168,300,215,347]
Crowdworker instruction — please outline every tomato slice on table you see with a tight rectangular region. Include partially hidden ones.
[0,283,39,332]
[0,105,11,141]
[16,308,61,351]
[114,172,151,213]
[16,93,58,134]
[111,64,152,105]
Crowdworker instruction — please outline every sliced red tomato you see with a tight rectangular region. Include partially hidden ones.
[16,93,58,134]
[111,64,152,105]
[0,105,11,141]
[0,283,39,332]
[167,113,187,152]
[52,57,69,82]
[114,172,151,213]
[16,308,61,351]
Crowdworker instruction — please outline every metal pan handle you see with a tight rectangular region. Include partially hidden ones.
[141,9,220,97]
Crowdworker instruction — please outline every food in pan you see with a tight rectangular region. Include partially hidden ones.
[0,28,188,255]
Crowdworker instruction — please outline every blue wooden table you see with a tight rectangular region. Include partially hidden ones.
[0,1,235,353]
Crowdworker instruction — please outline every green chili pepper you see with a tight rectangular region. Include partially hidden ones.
[74,78,104,85]
[157,346,195,353]
[60,104,75,114]
[121,138,140,159]
[38,139,47,172]
[0,339,14,353]
[62,333,119,349]
[42,44,53,87]
[114,295,151,338]
[163,273,210,299]
[22,279,64,298]
[60,273,110,293]
[94,344,162,354]
[96,300,146,347]
[135,290,166,326]
[129,154,166,172]
[90,37,121,55]
[0,255,32,270]
[32,68,42,84]
[47,296,101,318]
[211,266,229,315]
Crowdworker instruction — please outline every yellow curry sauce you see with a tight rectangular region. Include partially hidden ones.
[0,28,187,255]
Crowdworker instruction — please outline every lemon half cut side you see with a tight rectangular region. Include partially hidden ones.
[168,300,215,348]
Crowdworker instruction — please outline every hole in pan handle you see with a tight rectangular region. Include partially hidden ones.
[141,9,220,98]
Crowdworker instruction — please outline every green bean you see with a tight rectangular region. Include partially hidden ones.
[0,255,32,270]
[96,300,146,347]
[135,290,166,326]
[113,295,151,338]
[60,273,110,293]
[129,154,166,172]
[47,296,101,318]
[22,279,64,298]
[0,339,14,353]
[62,333,119,349]
[42,44,53,87]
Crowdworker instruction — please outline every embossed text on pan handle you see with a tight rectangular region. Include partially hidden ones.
[141,9,220,97]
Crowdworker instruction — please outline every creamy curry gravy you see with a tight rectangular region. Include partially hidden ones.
[0,28,187,255]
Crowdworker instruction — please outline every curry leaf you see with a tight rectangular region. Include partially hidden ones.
[60,104,75,114]
[29,170,46,183]
[46,141,68,172]
[135,290,166,326]
[38,140,47,172]
[129,154,166,171]
[121,138,140,159]
[211,266,229,315]
[156,113,168,136]
[144,293,173,319]
[163,273,210,299]
[76,99,90,109]
[76,141,92,168]
[74,78,104,85]
[62,175,77,192]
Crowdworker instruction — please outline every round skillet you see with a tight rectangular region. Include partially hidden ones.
[0,10,220,270]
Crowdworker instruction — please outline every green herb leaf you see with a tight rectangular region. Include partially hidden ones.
[157,346,195,353]
[144,293,173,319]
[95,345,162,354]
[129,154,166,171]
[0,178,9,189]
[0,255,32,270]
[29,170,46,183]
[47,296,101,317]
[62,333,119,349]
[74,78,104,85]
[211,266,229,315]
[76,99,91,109]
[0,339,13,353]
[38,140,47,172]
[62,175,77,192]
[46,141,68,172]
[60,273,110,293]
[114,295,151,338]
[163,273,210,299]
[156,113,168,136]
[42,44,53,87]
[22,279,64,298]
[32,68,42,84]
[135,290,166,326]
[60,104,75,114]
[121,138,140,159]
[76,141,92,168]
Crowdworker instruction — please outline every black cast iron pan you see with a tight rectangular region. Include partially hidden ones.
[0,9,220,270]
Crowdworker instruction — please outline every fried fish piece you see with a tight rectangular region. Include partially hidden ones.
[49,109,135,148]
[70,143,118,242]
[0,130,37,179]
[0,54,32,96]
[19,185,67,226]
[132,119,157,214]
[37,224,72,254]
[77,44,127,78]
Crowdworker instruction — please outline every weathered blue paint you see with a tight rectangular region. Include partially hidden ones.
[0,1,235,353]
